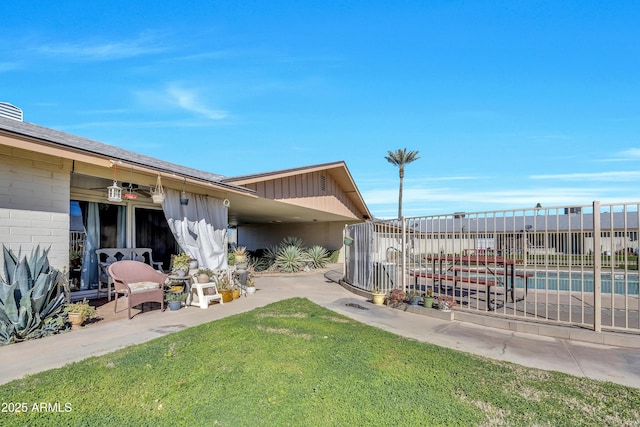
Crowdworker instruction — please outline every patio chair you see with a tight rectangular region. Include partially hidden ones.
[108,260,168,319]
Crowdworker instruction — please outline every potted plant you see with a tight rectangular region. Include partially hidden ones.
[423,288,435,308]
[69,249,82,268]
[371,288,386,305]
[151,175,165,204]
[215,270,234,303]
[232,284,241,299]
[171,253,191,277]
[65,299,97,329]
[234,247,248,270]
[406,290,421,306]
[246,277,256,294]
[388,288,406,306]
[435,295,456,312]
[166,292,187,310]
[196,268,214,284]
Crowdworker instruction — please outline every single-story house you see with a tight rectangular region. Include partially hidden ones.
[0,103,371,299]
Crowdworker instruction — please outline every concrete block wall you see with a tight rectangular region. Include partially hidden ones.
[0,146,71,272]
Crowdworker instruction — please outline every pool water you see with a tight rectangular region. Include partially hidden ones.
[515,271,640,296]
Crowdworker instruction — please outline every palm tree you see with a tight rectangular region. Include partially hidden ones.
[385,148,420,218]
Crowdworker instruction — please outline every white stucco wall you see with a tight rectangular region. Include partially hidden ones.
[0,147,70,272]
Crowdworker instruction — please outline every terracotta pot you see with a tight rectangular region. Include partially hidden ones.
[68,312,85,329]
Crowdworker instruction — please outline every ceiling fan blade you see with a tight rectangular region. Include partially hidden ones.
[137,189,152,198]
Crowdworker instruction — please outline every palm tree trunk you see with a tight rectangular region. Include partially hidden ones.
[398,166,404,218]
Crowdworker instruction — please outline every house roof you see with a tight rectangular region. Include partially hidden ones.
[0,115,371,225]
[0,116,249,193]
[223,161,372,221]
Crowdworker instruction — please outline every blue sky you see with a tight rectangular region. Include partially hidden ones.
[2,1,639,219]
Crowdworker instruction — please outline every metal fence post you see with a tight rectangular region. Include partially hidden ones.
[593,201,602,332]
[401,216,407,292]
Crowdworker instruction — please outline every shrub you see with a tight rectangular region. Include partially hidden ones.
[0,246,68,345]
[306,245,330,269]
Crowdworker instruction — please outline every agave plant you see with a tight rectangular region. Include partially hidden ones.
[0,246,68,345]
[261,245,280,270]
[280,236,304,249]
[274,245,308,273]
[305,245,330,269]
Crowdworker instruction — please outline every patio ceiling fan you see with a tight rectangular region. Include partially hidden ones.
[120,183,152,199]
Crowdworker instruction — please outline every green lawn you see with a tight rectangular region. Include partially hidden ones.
[1,298,639,426]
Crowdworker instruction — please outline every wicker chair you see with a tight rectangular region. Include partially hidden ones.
[108,260,167,319]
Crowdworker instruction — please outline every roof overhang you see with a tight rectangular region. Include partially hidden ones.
[223,161,373,223]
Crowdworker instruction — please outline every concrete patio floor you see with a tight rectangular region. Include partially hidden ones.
[1,265,640,389]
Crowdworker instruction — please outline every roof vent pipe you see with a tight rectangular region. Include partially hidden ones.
[0,102,23,121]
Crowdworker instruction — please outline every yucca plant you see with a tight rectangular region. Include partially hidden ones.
[0,246,68,345]
[305,245,330,269]
[274,245,308,273]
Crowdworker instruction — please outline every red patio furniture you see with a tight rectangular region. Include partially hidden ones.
[108,260,168,319]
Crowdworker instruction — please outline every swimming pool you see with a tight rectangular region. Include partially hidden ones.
[514,271,640,296]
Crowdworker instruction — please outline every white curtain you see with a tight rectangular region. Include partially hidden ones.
[81,202,100,290]
[345,222,373,290]
[162,189,228,270]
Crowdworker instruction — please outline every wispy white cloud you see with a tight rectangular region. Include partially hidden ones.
[166,86,228,120]
[0,61,21,72]
[57,118,226,132]
[364,187,599,206]
[530,171,640,181]
[134,84,228,121]
[595,148,640,163]
[33,34,167,61]
[619,148,640,158]
[362,183,633,219]
[77,108,131,115]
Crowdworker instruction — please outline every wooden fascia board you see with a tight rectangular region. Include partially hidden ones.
[1,130,254,198]
[224,162,346,185]
[0,132,112,168]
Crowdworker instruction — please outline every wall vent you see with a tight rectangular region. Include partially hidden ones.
[0,102,24,121]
